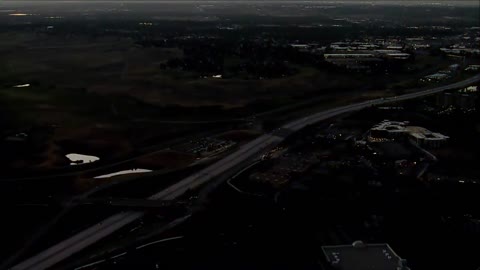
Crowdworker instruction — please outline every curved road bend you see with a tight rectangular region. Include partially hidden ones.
[10,74,480,270]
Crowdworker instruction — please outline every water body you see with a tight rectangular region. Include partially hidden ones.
[66,153,100,165]
[12,83,30,88]
[94,169,152,179]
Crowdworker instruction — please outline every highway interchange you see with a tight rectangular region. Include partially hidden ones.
[11,74,480,270]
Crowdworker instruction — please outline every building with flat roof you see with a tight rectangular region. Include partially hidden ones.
[370,120,410,139]
[465,65,480,71]
[436,91,478,110]
[406,126,449,148]
[421,73,449,82]
[384,53,411,60]
[324,53,376,59]
[369,120,449,148]
[322,241,410,270]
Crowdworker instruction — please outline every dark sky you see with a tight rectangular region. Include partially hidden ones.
[1,0,478,7]
[2,0,478,3]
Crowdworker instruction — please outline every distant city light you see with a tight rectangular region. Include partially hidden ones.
[9,13,30,16]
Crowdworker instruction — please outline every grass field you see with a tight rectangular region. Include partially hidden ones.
[0,31,464,173]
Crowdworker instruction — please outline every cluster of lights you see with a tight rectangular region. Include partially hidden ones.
[458,86,478,93]
[9,13,30,16]
[367,136,390,143]
[437,106,476,115]
[437,106,455,115]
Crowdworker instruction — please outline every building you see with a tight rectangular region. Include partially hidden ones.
[406,126,449,148]
[444,93,454,106]
[421,73,449,82]
[370,120,410,140]
[459,94,477,109]
[412,43,430,49]
[369,120,449,148]
[448,64,460,71]
[324,53,376,59]
[440,47,480,56]
[4,132,28,143]
[329,42,379,51]
[462,86,478,93]
[465,65,480,72]
[324,48,410,72]
[322,241,411,270]
[325,50,410,60]
[290,44,310,52]
[384,53,411,60]
[436,91,478,110]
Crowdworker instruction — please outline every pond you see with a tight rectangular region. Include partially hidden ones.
[65,153,100,165]
[94,169,152,179]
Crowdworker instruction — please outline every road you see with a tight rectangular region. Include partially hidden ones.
[10,75,480,270]
[77,197,184,208]
[73,236,184,270]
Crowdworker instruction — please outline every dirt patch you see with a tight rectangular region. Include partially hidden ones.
[217,129,262,142]
[133,150,197,169]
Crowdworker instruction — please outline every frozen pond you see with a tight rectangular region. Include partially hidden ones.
[66,153,100,165]
[94,169,152,179]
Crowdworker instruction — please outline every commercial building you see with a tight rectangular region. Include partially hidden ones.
[322,241,411,270]
[407,126,449,149]
[330,42,379,51]
[324,53,376,59]
[324,49,410,71]
[369,120,449,148]
[421,73,449,82]
[448,64,460,71]
[370,120,411,140]
[436,91,478,110]
[440,47,480,55]
[324,50,410,60]
[465,65,480,72]
[411,43,430,49]
[461,86,478,93]
[384,53,411,60]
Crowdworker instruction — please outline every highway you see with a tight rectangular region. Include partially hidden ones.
[77,197,184,208]
[10,74,480,270]
[72,236,184,270]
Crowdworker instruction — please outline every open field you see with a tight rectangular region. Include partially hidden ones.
[1,3,478,267]
[0,26,465,175]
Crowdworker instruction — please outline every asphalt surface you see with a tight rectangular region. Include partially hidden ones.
[10,74,480,270]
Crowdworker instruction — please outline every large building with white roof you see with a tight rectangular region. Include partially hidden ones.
[369,120,449,148]
[322,241,411,270]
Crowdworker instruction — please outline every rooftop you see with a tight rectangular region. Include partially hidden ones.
[370,120,449,143]
[322,241,410,270]
[406,126,449,141]
[424,73,449,79]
